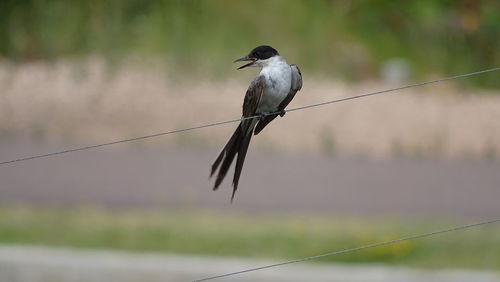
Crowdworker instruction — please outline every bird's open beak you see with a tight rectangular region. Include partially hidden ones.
[234,56,256,70]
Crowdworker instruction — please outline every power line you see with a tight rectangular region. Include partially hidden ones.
[0,118,242,166]
[192,218,500,282]
[286,67,500,113]
[1,67,499,166]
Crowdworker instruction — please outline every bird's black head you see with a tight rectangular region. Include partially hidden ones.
[248,45,279,60]
[234,45,280,70]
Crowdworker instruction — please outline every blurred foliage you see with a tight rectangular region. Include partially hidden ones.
[0,206,499,269]
[0,0,499,87]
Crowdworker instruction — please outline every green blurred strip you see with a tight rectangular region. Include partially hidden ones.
[0,0,499,87]
[0,206,499,269]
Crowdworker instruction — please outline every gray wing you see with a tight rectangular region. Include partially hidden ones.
[291,64,303,91]
[254,64,302,135]
[277,64,302,109]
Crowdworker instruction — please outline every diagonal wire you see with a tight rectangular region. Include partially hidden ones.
[286,67,500,113]
[0,118,242,165]
[192,218,500,282]
[1,67,499,166]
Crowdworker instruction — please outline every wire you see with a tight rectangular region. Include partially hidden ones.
[192,218,500,282]
[1,67,499,166]
[0,118,242,165]
[286,67,500,113]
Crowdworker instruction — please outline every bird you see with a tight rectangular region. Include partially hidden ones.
[210,45,303,201]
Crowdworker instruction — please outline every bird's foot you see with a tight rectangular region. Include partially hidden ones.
[279,109,286,117]
[259,112,269,121]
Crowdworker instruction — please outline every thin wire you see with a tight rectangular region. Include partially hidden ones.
[287,67,500,113]
[0,118,242,165]
[193,218,500,282]
[1,67,499,166]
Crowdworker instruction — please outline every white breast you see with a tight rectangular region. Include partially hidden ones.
[257,57,292,113]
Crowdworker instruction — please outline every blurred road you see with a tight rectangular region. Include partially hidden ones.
[1,142,499,218]
[1,244,499,282]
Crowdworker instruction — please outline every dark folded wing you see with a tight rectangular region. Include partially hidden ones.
[243,75,266,118]
[229,75,265,200]
[211,76,265,195]
[254,64,302,135]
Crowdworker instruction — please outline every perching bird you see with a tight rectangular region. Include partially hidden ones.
[210,45,303,201]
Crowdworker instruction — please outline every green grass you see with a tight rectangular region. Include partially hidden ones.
[0,0,499,88]
[0,206,499,270]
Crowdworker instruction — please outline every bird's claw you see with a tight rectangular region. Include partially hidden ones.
[279,109,286,117]
[259,113,268,121]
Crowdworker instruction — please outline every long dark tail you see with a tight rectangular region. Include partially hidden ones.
[211,120,254,201]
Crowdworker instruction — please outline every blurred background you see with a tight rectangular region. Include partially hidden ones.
[0,0,499,281]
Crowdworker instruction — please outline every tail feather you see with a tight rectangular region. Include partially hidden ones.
[214,133,241,189]
[210,128,238,178]
[211,120,255,200]
[231,131,252,201]
[212,126,241,190]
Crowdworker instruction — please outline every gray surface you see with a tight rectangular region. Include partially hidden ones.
[0,244,499,282]
[0,142,499,218]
